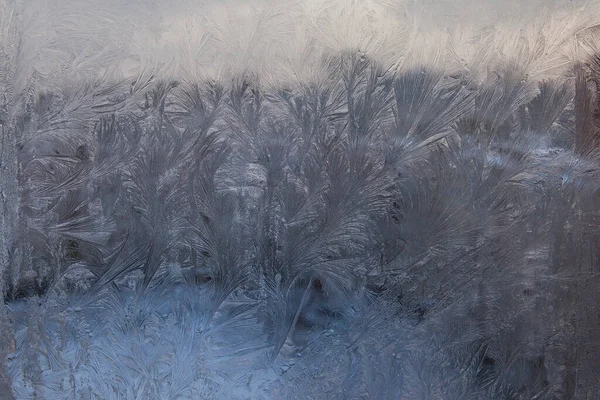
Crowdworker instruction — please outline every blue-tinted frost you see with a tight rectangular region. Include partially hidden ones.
[1,1,600,399]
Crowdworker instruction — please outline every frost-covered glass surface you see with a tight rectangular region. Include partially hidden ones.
[1,0,600,399]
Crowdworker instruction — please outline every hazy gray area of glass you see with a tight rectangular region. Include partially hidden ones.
[1,0,600,399]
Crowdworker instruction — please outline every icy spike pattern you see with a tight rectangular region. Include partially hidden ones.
[1,0,600,399]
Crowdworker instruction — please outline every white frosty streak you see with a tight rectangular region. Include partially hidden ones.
[0,0,598,91]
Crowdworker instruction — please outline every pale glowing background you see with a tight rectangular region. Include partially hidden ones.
[1,0,598,91]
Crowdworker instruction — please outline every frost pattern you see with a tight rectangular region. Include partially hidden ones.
[1,1,600,399]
